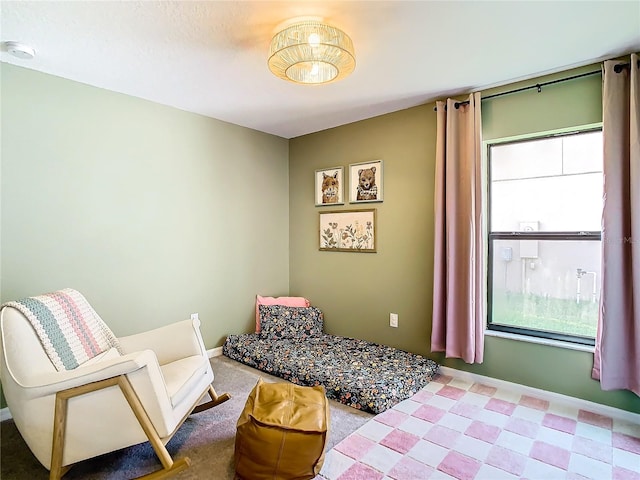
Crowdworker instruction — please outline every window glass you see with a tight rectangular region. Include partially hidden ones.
[488,129,602,343]
[491,134,603,232]
[491,239,601,338]
[562,130,603,174]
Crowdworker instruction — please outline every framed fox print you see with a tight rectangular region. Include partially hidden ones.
[315,167,344,206]
[349,160,383,203]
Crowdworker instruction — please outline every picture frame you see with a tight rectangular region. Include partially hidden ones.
[319,209,376,253]
[315,166,344,206]
[349,159,383,204]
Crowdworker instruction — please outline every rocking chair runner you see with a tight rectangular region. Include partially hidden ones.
[0,289,230,479]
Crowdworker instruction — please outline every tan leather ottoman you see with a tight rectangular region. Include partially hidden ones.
[235,378,330,480]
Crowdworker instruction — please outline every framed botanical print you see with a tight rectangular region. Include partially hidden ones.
[319,209,376,253]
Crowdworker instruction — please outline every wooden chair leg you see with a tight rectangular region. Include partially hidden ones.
[51,377,123,479]
[50,376,192,480]
[50,392,69,480]
[135,458,190,480]
[191,385,231,414]
[117,376,192,479]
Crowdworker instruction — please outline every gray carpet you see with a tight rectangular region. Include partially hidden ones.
[0,356,373,479]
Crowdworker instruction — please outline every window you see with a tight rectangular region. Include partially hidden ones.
[487,129,602,345]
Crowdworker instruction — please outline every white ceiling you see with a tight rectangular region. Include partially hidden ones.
[1,1,639,139]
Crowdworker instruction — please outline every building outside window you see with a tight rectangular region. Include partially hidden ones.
[487,129,603,345]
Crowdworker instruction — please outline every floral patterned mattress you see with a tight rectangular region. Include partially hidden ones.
[223,332,439,414]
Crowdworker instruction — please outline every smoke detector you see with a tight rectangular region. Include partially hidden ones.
[3,41,36,60]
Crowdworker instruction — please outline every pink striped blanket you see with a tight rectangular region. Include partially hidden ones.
[1,289,121,371]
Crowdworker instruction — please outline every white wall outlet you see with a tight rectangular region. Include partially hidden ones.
[390,313,398,328]
[190,313,199,321]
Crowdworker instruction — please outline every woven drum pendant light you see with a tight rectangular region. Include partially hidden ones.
[268,20,355,85]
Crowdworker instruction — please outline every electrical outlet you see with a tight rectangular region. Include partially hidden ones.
[190,313,199,321]
[390,313,398,328]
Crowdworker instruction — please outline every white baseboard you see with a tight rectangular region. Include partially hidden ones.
[207,346,223,358]
[439,365,640,424]
[1,406,12,422]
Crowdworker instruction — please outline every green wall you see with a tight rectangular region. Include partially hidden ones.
[0,64,290,407]
[289,65,639,414]
[2,61,638,415]
[290,106,435,355]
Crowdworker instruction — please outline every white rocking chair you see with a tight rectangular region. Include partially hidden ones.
[0,289,230,479]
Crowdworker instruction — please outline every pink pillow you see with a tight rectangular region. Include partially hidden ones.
[255,295,310,332]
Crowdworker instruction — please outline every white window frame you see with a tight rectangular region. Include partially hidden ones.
[484,124,603,347]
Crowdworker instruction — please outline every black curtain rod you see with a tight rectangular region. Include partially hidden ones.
[434,69,602,111]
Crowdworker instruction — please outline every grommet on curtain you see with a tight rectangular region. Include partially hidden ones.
[612,60,639,73]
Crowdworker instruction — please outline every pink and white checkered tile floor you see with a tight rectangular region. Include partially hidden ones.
[316,374,640,480]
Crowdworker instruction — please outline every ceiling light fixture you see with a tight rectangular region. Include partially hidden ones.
[268,20,355,85]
